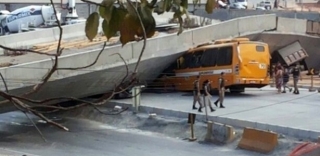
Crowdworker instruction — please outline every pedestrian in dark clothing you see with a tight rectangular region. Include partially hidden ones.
[192,75,203,112]
[291,64,302,94]
[275,66,283,94]
[282,67,292,93]
[201,80,215,112]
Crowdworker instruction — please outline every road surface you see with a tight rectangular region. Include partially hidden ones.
[0,111,265,156]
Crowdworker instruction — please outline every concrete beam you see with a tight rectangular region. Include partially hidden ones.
[277,17,307,34]
[0,14,302,114]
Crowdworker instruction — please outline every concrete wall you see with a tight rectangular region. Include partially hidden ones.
[0,14,277,113]
[277,17,307,34]
[195,9,320,21]
[0,22,86,54]
[0,3,97,19]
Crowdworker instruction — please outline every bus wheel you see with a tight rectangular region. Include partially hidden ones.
[229,87,245,93]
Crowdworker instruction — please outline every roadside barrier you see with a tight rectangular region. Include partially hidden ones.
[238,127,278,154]
[206,121,236,143]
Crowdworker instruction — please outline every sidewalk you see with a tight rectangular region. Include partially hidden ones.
[110,86,320,141]
[272,76,320,89]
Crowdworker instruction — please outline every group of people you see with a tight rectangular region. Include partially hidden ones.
[192,72,226,113]
[274,62,302,94]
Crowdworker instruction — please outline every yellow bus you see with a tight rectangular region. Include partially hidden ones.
[161,38,271,93]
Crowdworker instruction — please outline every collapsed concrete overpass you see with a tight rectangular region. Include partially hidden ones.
[0,13,318,113]
[196,9,320,69]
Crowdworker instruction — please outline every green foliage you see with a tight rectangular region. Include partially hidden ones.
[205,0,215,14]
[85,0,216,46]
[85,12,100,41]
[102,7,127,40]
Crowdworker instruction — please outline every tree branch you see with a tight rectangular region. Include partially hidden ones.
[81,0,104,7]
[0,45,58,56]
[126,0,147,74]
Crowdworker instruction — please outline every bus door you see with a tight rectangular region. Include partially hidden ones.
[238,43,270,79]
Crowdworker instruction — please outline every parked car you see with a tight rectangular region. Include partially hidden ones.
[257,1,272,10]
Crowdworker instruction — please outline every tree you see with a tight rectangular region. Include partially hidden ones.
[83,0,217,45]
[0,0,216,141]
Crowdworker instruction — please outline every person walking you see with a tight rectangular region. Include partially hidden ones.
[201,80,215,112]
[192,75,203,112]
[214,72,226,108]
[275,65,283,94]
[282,67,292,93]
[291,64,302,94]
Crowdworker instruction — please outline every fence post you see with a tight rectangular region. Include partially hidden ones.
[188,113,197,141]
[203,95,208,122]
[205,121,213,141]
[132,85,145,113]
[309,69,316,92]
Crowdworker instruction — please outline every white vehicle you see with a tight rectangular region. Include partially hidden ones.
[257,1,272,10]
[0,0,81,36]
[231,0,248,9]
[219,0,248,9]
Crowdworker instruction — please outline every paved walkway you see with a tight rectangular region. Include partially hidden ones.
[111,86,320,139]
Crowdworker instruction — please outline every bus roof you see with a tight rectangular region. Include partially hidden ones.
[188,41,267,53]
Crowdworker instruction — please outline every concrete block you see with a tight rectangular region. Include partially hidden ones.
[277,17,307,34]
[211,122,236,143]
[238,127,278,154]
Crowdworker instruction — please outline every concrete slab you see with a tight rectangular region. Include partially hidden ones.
[111,86,320,140]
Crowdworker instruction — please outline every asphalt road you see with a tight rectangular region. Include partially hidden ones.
[0,112,261,156]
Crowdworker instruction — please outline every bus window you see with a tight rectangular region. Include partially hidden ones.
[216,46,233,66]
[191,51,203,68]
[200,48,218,67]
[179,53,193,69]
[256,45,265,52]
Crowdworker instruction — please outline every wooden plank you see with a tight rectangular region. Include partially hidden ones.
[33,40,65,49]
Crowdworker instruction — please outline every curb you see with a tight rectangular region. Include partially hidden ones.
[108,102,320,141]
